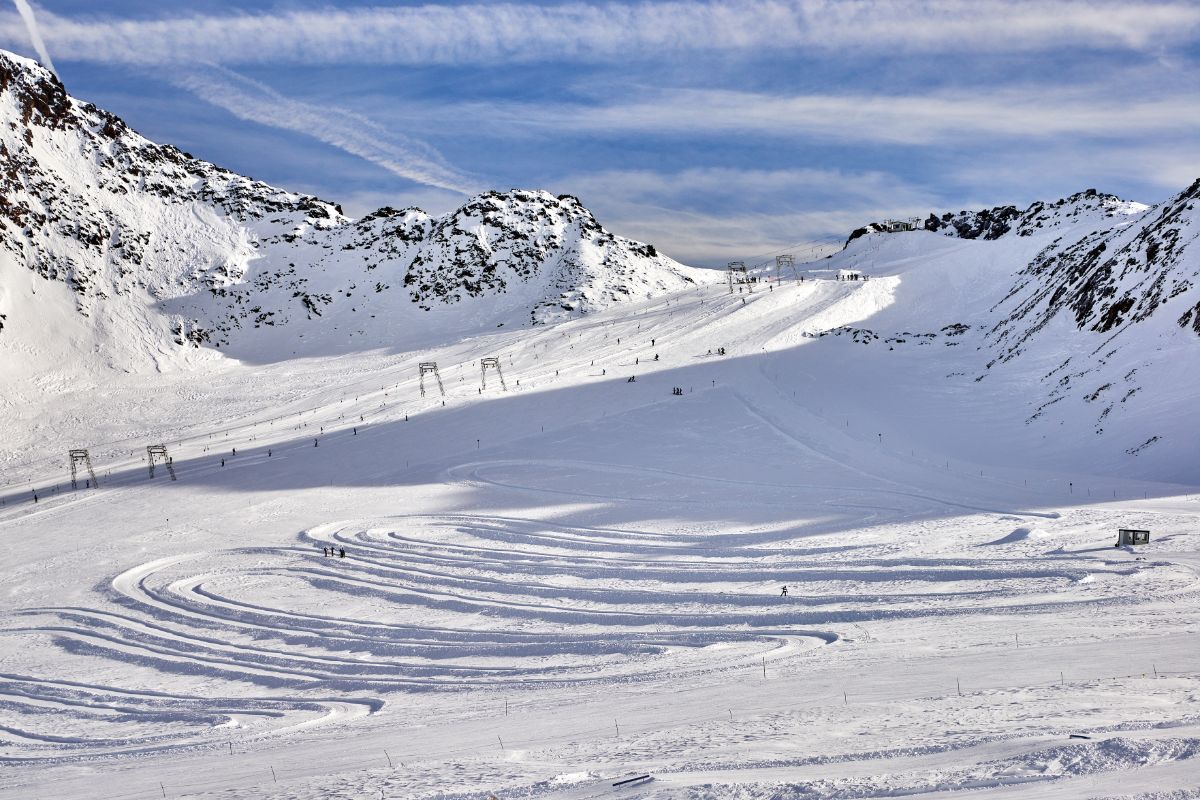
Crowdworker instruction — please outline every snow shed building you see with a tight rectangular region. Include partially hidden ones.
[1116,528,1150,546]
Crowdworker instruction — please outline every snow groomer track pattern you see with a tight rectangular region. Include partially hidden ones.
[6,475,1187,765]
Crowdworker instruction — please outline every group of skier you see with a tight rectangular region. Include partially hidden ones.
[322,546,346,558]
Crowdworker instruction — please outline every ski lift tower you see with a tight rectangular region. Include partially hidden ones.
[727,261,752,293]
[480,357,507,391]
[146,444,178,481]
[68,449,98,490]
[418,362,445,397]
[776,254,798,282]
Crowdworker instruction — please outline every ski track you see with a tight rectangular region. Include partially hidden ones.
[3,504,1190,767]
[1,275,1198,797]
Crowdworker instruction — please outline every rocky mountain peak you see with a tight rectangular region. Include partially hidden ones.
[0,49,707,374]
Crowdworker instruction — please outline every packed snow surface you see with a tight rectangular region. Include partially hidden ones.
[2,257,1198,799]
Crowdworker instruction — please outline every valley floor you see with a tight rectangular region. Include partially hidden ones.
[1,275,1197,799]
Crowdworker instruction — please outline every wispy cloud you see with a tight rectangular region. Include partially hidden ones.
[429,86,1200,145]
[553,167,941,265]
[174,67,477,196]
[10,0,54,73]
[0,1,1196,66]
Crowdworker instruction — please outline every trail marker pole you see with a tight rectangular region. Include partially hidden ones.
[614,719,620,738]
[228,741,233,756]
[498,735,504,751]
[843,691,848,705]
[270,766,277,783]
[762,657,766,679]
[957,677,961,696]
[385,750,394,768]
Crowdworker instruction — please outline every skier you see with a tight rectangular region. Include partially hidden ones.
[323,546,329,557]
[314,438,319,447]
[232,448,236,456]
[780,586,788,597]
[338,548,346,558]
[221,459,225,467]
[268,449,272,457]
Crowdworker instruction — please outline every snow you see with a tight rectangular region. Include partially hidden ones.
[3,261,1199,798]
[1,46,1199,800]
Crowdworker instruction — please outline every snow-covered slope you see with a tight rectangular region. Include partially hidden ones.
[0,50,709,379]
[822,181,1200,477]
[3,243,1200,800]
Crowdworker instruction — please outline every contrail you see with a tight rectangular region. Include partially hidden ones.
[176,67,476,196]
[12,0,55,73]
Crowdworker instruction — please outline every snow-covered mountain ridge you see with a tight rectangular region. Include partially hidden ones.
[847,189,1149,245]
[0,50,708,376]
[827,178,1199,472]
[841,181,1199,355]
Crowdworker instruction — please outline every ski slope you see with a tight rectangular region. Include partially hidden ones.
[2,253,1198,799]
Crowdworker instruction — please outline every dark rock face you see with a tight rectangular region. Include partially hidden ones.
[987,179,1200,366]
[849,189,1142,248]
[925,205,1022,240]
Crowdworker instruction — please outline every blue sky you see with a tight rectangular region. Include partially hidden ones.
[2,1,1198,266]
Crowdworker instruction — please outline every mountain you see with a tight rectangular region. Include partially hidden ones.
[846,189,1148,246]
[828,180,1199,474]
[0,50,710,379]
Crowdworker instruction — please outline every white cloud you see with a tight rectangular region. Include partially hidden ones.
[174,67,477,196]
[0,1,1196,66]
[946,142,1200,201]
[551,167,941,266]
[438,86,1200,145]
